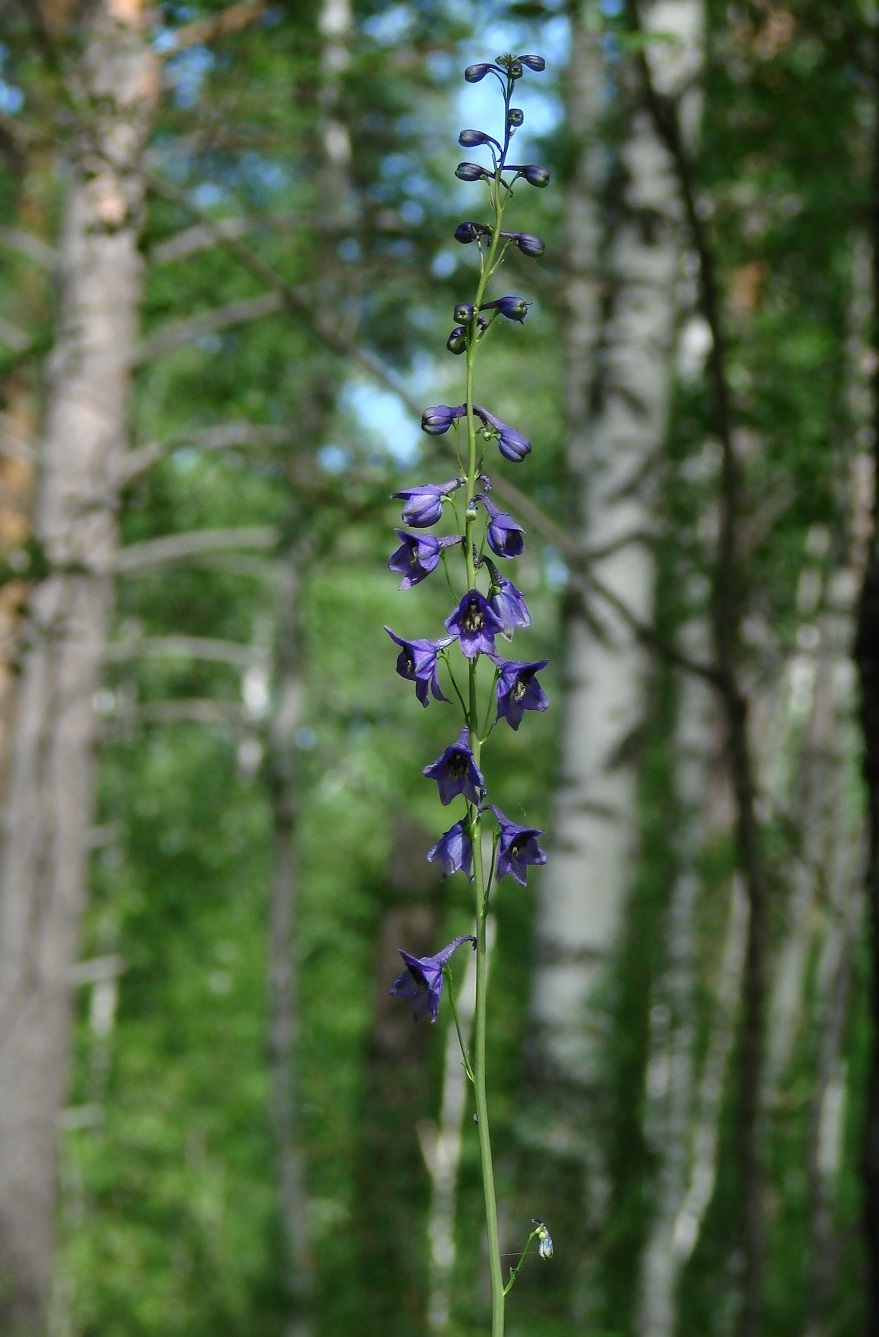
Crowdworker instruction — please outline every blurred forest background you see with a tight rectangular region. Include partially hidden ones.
[0,1,878,1336]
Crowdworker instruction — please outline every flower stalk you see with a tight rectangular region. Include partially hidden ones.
[385,52,551,1335]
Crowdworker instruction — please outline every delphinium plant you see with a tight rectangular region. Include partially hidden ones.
[384,53,553,1336]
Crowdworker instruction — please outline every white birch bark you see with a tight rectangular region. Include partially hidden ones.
[529,0,705,1118]
[637,606,713,1337]
[0,5,156,1329]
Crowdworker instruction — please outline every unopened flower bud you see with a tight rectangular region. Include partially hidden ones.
[480,294,531,323]
[515,233,545,257]
[507,59,523,79]
[455,161,490,182]
[464,63,493,83]
[520,164,550,187]
[454,302,475,324]
[519,54,546,71]
[508,107,524,127]
[454,220,491,244]
[447,326,467,354]
[458,129,498,149]
[421,404,465,435]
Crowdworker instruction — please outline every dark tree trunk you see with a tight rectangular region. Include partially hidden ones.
[856,46,879,1337]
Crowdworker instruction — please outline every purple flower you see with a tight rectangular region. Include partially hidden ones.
[493,656,549,730]
[473,404,531,462]
[487,806,547,886]
[447,326,467,355]
[392,477,463,526]
[454,221,492,244]
[385,627,452,707]
[464,62,495,83]
[421,404,466,435]
[484,558,531,634]
[391,934,477,1023]
[479,495,525,558]
[518,54,546,71]
[423,727,486,805]
[388,531,463,590]
[445,590,504,659]
[427,820,474,879]
[480,295,531,323]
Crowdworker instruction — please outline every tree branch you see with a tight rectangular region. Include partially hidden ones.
[132,699,245,726]
[163,0,269,56]
[117,422,294,483]
[115,526,277,574]
[106,634,257,668]
[0,225,56,269]
[131,292,284,367]
[151,212,304,265]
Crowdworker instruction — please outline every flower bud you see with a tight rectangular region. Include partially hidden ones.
[507,59,523,79]
[520,164,550,187]
[458,129,498,149]
[454,220,491,244]
[507,107,524,127]
[455,161,489,182]
[519,54,546,71]
[464,63,493,83]
[421,405,465,435]
[515,233,545,257]
[454,302,475,324]
[447,326,467,354]
[480,294,531,323]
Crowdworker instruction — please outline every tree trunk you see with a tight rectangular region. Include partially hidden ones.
[525,0,704,1307]
[856,103,879,1331]
[637,606,713,1337]
[0,5,156,1329]
[264,3,359,1330]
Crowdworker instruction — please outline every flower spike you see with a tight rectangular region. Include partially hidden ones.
[384,53,551,1318]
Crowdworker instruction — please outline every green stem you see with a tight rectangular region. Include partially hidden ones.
[457,69,519,1337]
[470,803,504,1337]
[444,968,475,1084]
[503,1228,539,1295]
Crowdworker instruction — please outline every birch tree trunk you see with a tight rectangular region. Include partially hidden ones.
[637,604,713,1337]
[0,5,156,1329]
[525,0,704,1293]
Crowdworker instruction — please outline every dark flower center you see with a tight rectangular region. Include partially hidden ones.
[463,601,484,632]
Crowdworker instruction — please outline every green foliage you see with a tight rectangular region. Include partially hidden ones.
[1,1,868,1334]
